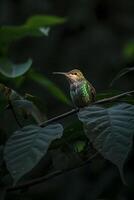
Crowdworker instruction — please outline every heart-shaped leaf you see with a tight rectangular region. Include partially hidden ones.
[0,58,32,78]
[4,124,63,183]
[78,103,134,183]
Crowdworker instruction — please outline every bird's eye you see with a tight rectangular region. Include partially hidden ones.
[74,73,77,75]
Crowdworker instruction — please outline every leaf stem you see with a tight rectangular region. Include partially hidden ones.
[40,108,79,127]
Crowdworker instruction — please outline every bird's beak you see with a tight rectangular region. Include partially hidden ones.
[53,72,68,77]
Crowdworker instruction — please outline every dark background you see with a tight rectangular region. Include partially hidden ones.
[0,0,134,112]
[0,0,134,199]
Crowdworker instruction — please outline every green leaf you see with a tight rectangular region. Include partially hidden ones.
[110,67,134,86]
[29,71,71,105]
[0,15,66,47]
[78,103,134,184]
[73,141,86,153]
[12,99,44,124]
[123,40,134,60]
[0,58,32,78]
[26,15,66,27]
[4,124,63,183]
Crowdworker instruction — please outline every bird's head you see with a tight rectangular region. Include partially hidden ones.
[53,69,85,83]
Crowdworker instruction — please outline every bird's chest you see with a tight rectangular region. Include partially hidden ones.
[70,82,90,107]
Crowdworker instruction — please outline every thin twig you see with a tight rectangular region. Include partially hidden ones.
[8,101,22,128]
[40,108,79,127]
[94,90,134,104]
[40,90,134,127]
[7,152,99,192]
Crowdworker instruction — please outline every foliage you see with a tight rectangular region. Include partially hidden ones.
[4,124,63,183]
[0,82,134,186]
[0,12,134,200]
[78,103,134,183]
[0,14,69,105]
[0,15,66,50]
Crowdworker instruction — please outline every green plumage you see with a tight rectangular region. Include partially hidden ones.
[70,80,95,108]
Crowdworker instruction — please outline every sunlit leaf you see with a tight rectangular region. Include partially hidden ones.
[0,58,32,78]
[39,27,50,36]
[78,103,134,183]
[4,124,63,183]
[29,71,70,105]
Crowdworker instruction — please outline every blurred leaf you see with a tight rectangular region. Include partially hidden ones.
[4,124,63,183]
[123,41,134,60]
[0,15,66,48]
[78,103,134,184]
[0,84,44,124]
[26,15,66,27]
[0,58,32,78]
[0,83,22,101]
[110,67,134,86]
[12,99,44,124]
[29,71,70,105]
[73,141,86,153]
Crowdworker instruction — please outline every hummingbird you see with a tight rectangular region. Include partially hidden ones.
[53,69,96,108]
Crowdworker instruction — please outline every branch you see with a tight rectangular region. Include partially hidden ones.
[40,108,79,127]
[94,90,134,104]
[7,152,99,192]
[40,90,134,127]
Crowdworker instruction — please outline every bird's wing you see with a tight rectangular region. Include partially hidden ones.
[88,81,96,102]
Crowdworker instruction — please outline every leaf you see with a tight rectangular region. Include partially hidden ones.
[73,141,86,153]
[29,71,71,105]
[0,15,66,47]
[123,40,134,60]
[110,67,134,86]
[4,124,63,183]
[26,15,66,27]
[0,83,22,101]
[0,58,32,78]
[78,103,134,183]
[12,99,44,124]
